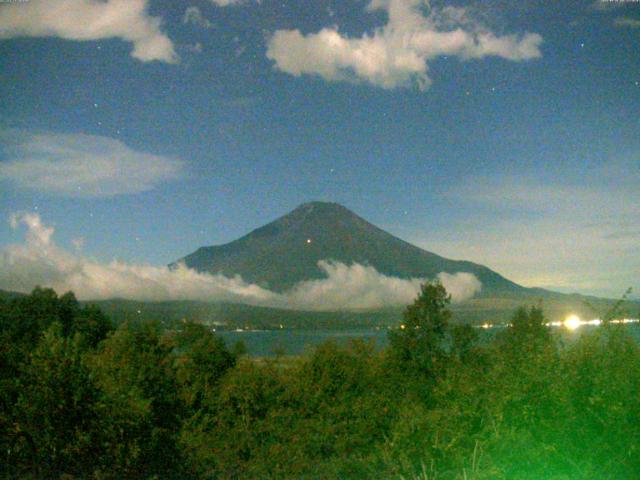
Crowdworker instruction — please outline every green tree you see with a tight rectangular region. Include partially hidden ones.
[499,306,551,359]
[90,321,190,478]
[0,288,112,350]
[11,324,103,478]
[451,323,479,363]
[169,321,237,410]
[0,288,113,477]
[388,281,452,380]
[73,303,113,348]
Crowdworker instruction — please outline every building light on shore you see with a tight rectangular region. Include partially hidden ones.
[564,314,582,331]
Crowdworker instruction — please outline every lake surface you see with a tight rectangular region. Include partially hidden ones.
[219,328,391,356]
[219,322,640,356]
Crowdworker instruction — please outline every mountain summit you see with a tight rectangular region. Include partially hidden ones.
[173,201,523,295]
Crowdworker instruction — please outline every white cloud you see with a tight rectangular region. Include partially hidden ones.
[183,6,213,29]
[614,17,640,28]
[9,213,54,246]
[0,214,482,309]
[266,0,542,90]
[285,261,481,310]
[285,261,422,310]
[589,0,627,11]
[0,132,183,197]
[436,272,482,303]
[1,213,278,304]
[0,0,177,63]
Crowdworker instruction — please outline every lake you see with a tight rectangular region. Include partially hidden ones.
[219,327,391,356]
[219,321,640,356]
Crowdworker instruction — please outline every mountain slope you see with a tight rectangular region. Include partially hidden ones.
[173,201,524,296]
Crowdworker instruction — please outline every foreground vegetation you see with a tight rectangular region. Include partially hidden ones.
[1,286,639,479]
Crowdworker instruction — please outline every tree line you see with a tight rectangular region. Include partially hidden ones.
[1,285,639,479]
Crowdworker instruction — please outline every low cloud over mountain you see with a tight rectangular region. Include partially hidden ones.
[0,213,481,310]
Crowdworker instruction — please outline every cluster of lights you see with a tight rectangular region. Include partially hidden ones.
[548,314,639,331]
[564,314,586,331]
[218,316,639,334]
[469,315,640,331]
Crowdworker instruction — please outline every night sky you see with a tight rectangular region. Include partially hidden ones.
[0,0,639,299]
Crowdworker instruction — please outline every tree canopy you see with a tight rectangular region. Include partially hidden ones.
[2,286,640,479]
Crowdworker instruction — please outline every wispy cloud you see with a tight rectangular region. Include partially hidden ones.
[183,6,213,29]
[0,0,177,63]
[614,17,640,28]
[589,0,628,11]
[267,0,542,90]
[210,0,248,6]
[0,131,183,197]
[0,214,481,309]
[417,162,640,297]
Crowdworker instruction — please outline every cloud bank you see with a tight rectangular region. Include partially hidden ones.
[267,0,542,90]
[0,132,183,197]
[614,17,640,28]
[1,214,481,310]
[285,261,424,310]
[0,0,177,63]
[285,261,481,310]
[1,213,277,305]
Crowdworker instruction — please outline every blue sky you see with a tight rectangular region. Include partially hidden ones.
[0,0,639,299]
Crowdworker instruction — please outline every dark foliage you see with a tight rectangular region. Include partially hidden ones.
[1,285,640,479]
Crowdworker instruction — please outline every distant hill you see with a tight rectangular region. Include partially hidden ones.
[173,201,524,296]
[86,298,403,330]
[88,294,638,331]
[0,289,27,301]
